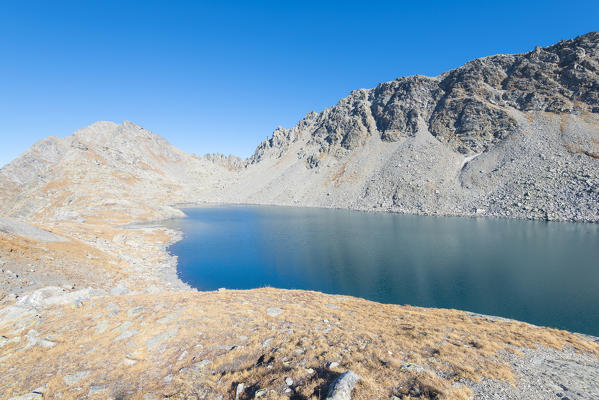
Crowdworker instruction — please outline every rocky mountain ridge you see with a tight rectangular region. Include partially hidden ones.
[1,32,598,224]
[251,31,599,161]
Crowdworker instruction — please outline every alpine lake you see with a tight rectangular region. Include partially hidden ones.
[162,205,599,336]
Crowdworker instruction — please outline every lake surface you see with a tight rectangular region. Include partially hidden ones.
[164,205,599,336]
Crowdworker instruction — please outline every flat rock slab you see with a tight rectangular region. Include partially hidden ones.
[266,307,283,317]
[0,216,67,242]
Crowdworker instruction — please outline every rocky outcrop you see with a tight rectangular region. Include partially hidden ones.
[201,153,244,170]
[250,32,599,158]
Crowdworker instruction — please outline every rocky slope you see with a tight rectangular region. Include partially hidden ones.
[1,33,599,400]
[0,121,235,224]
[207,32,599,222]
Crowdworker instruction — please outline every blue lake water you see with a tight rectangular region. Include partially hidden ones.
[164,205,599,336]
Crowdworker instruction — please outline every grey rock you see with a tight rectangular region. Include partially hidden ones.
[400,362,425,373]
[116,330,138,341]
[88,385,107,395]
[63,370,90,385]
[0,216,67,242]
[235,383,245,400]
[325,370,362,400]
[109,284,130,296]
[157,311,182,324]
[266,307,283,317]
[146,328,178,350]
[327,361,340,369]
[7,394,43,400]
[127,306,145,317]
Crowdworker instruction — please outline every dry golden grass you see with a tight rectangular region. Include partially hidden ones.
[1,289,597,400]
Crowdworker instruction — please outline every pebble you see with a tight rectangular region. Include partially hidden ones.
[285,377,293,386]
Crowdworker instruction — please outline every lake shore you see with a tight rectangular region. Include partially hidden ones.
[2,207,599,399]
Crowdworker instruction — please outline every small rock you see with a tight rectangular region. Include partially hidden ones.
[285,377,294,386]
[325,304,339,309]
[266,307,283,317]
[127,306,145,317]
[400,363,424,373]
[89,385,107,395]
[7,394,43,400]
[327,361,339,369]
[177,350,188,361]
[95,321,109,334]
[116,330,138,341]
[146,328,178,350]
[157,311,182,324]
[109,284,130,296]
[63,371,90,386]
[235,383,245,400]
[188,359,212,372]
[255,389,268,398]
[325,370,362,400]
[124,358,137,366]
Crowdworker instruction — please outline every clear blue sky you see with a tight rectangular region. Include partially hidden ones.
[1,1,597,167]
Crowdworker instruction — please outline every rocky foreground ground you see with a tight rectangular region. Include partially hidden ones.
[2,32,599,399]
[1,214,599,400]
